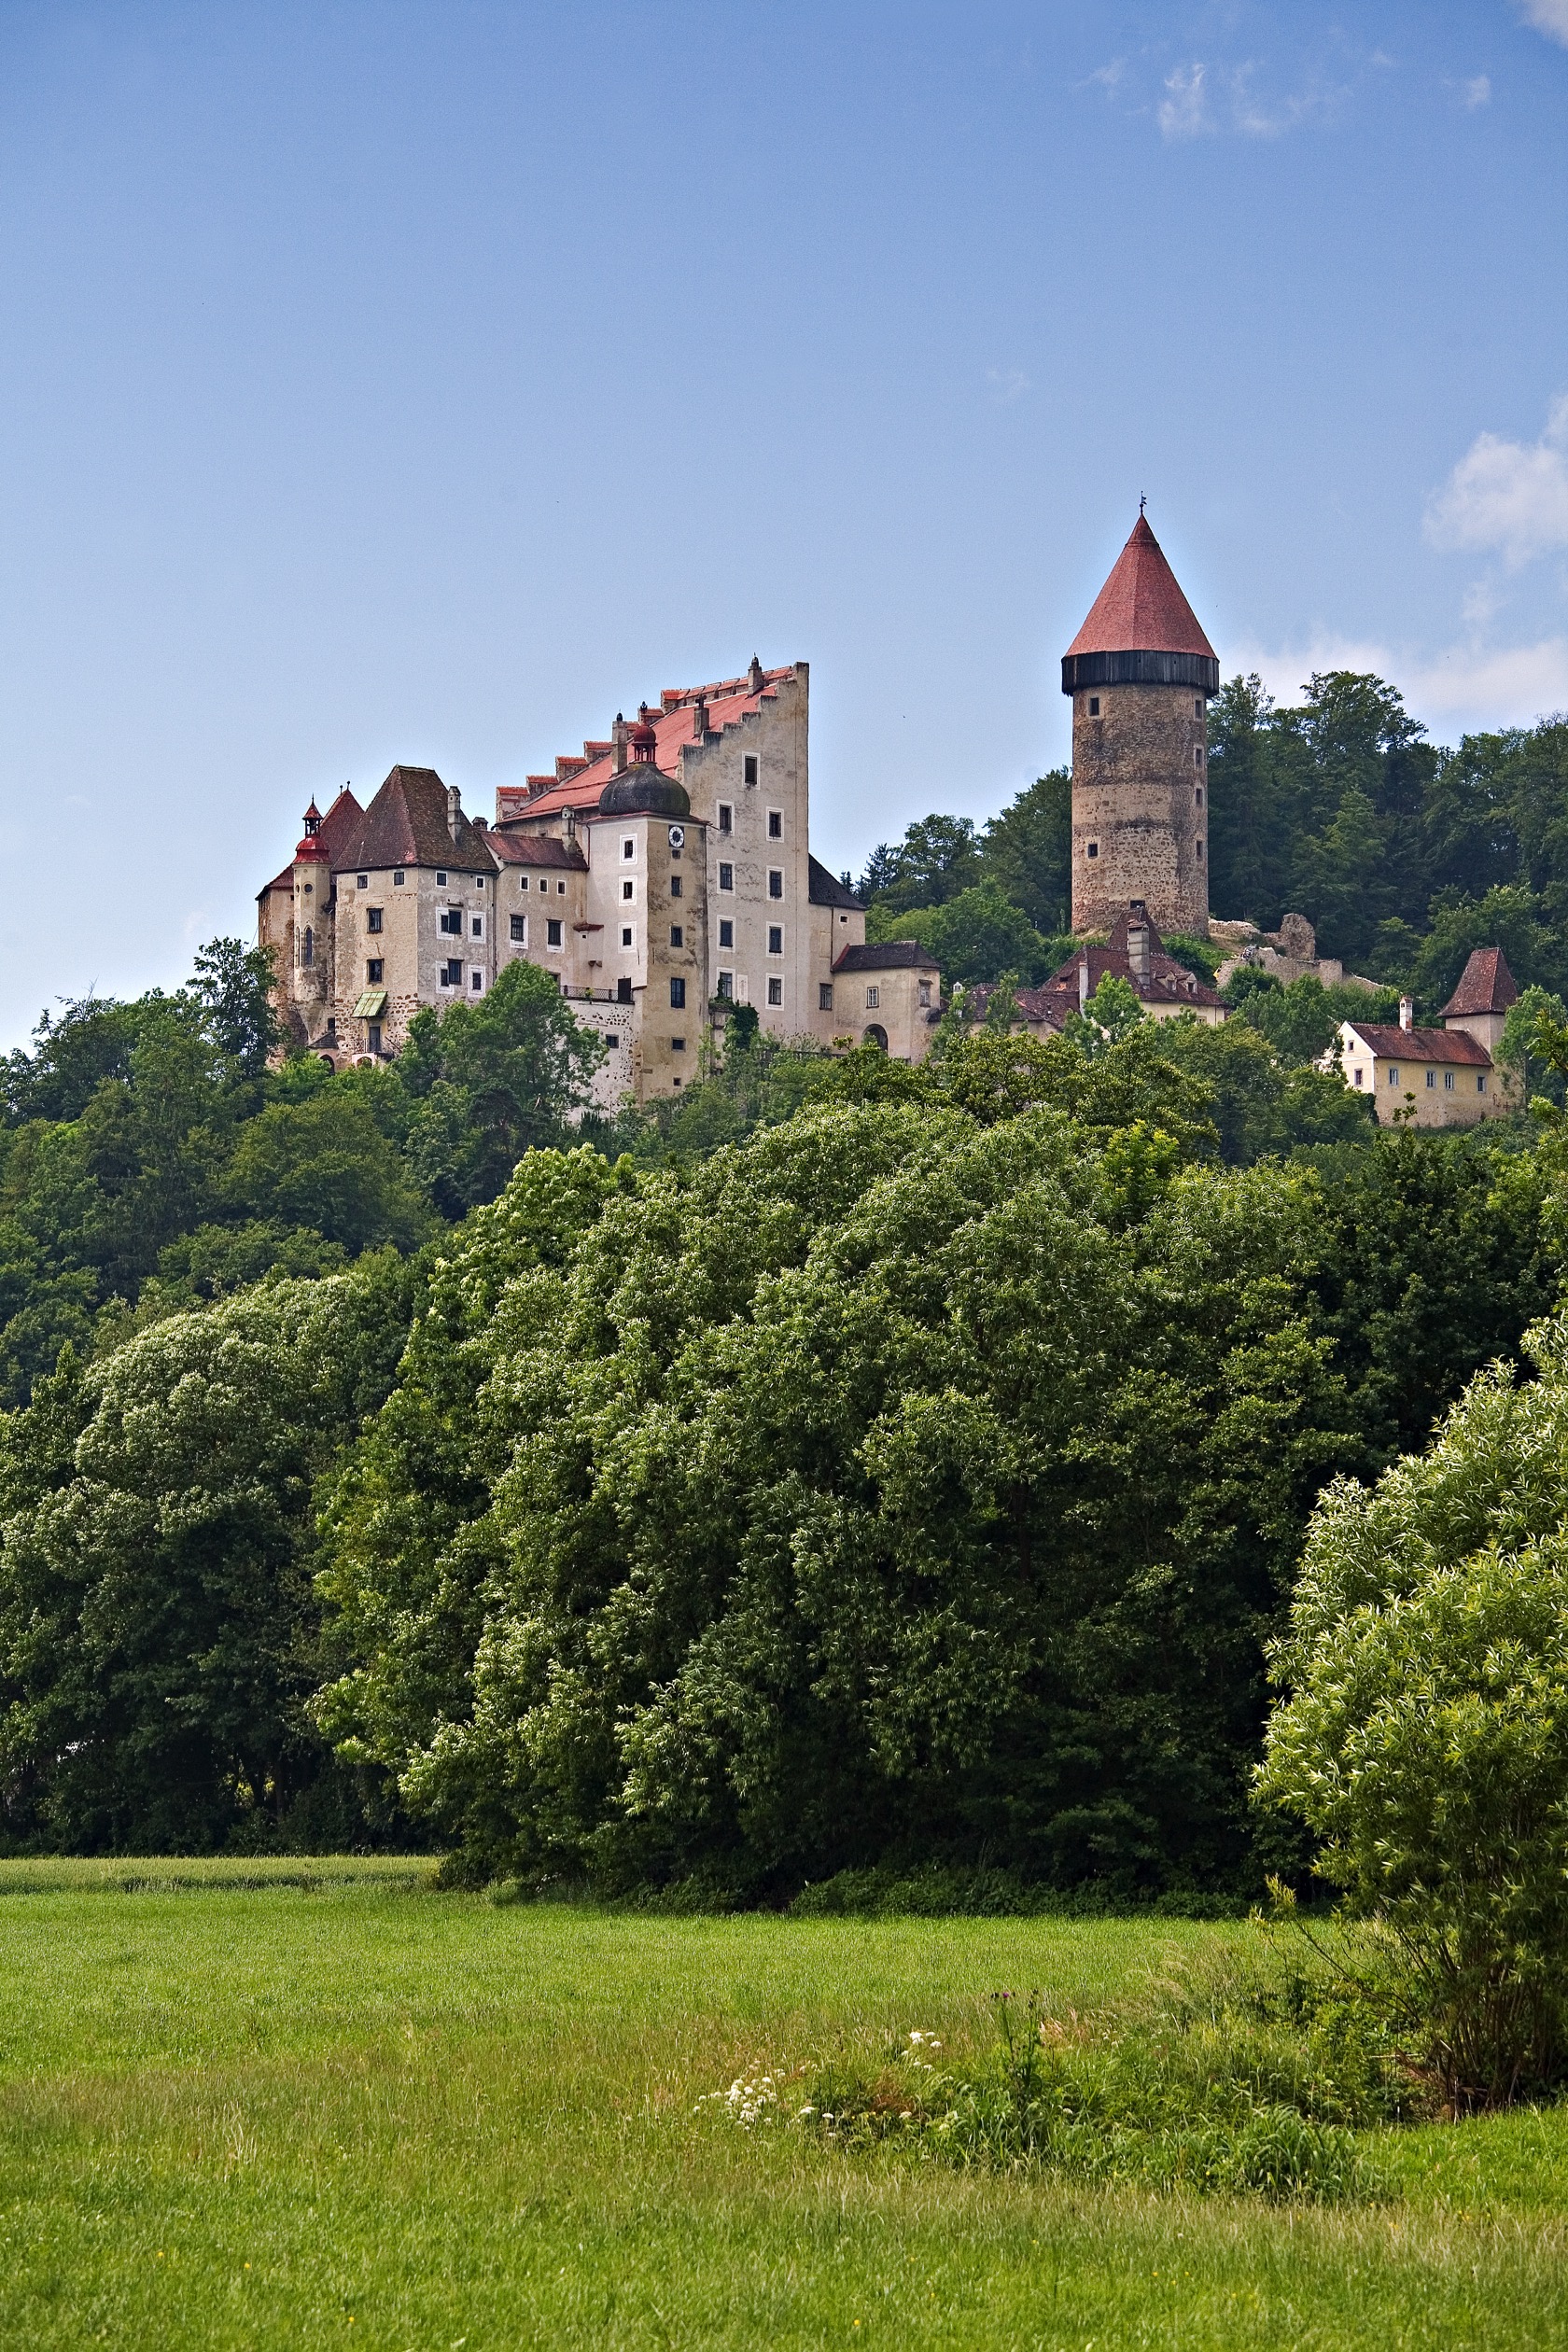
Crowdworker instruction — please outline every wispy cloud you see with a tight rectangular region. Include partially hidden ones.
[1460,74,1491,106]
[1085,59,1125,92]
[986,367,1029,406]
[1158,63,1211,139]
[1225,632,1568,734]
[1516,1,1568,47]
[1425,396,1568,567]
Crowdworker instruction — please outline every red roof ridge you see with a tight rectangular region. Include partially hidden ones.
[1066,514,1216,662]
[1344,1020,1492,1065]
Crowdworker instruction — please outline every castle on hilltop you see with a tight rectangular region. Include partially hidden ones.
[257,660,940,1104]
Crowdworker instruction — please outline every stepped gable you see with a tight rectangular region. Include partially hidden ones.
[258,784,363,898]
[508,663,800,819]
[1439,947,1519,1020]
[809,856,862,910]
[1066,516,1216,661]
[337,765,497,876]
[1346,1022,1491,1066]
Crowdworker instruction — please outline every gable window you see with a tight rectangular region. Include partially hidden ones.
[719,918,735,948]
[367,907,383,932]
[719,862,734,891]
[767,809,782,839]
[743,753,759,788]
[367,959,384,983]
[767,976,782,1006]
[767,925,783,955]
[546,918,563,948]
[865,986,879,1010]
[670,978,686,1009]
[767,869,783,899]
[510,914,525,943]
[819,982,833,1012]
[718,803,733,833]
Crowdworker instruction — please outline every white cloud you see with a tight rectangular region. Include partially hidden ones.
[1223,632,1568,735]
[1461,74,1491,106]
[1085,59,1125,91]
[1425,396,1568,567]
[986,367,1029,406]
[1517,1,1568,47]
[1158,63,1211,138]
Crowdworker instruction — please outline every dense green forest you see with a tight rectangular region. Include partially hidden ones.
[857,670,1568,1012]
[4,668,1568,1880]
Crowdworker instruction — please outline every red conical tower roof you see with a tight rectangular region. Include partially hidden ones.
[1066,515,1215,662]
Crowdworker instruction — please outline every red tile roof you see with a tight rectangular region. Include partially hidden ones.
[1344,1023,1492,1067]
[1043,906,1227,1012]
[1439,947,1518,1020]
[1066,516,1216,661]
[258,785,363,901]
[501,664,799,820]
[335,766,497,876]
[485,831,587,870]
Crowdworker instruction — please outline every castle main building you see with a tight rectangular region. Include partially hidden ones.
[1062,513,1219,938]
[259,659,941,1102]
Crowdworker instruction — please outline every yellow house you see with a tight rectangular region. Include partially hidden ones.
[1332,950,1521,1127]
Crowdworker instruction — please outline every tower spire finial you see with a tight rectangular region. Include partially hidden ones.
[1140,492,1147,517]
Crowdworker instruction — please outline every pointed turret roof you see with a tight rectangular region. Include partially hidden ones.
[1066,515,1216,662]
[1439,947,1519,1021]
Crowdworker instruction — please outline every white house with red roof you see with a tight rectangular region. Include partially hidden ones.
[258,658,928,1103]
[1330,948,1522,1127]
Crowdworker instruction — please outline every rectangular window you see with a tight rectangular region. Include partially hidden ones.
[367,1021,382,1054]
[669,925,683,947]
[476,875,484,890]
[1086,841,1099,860]
[1388,1067,1400,1086]
[623,879,635,901]
[623,837,636,861]
[1194,787,1204,808]
[301,928,313,967]
[717,972,734,999]
[719,862,734,892]
[767,976,782,1006]
[471,916,483,938]
[546,918,563,947]
[918,980,931,1007]
[669,977,686,1009]
[743,753,759,787]
[621,925,634,948]
[767,809,782,838]
[1194,698,1204,718]
[1194,746,1204,767]
[672,1036,687,1052]
[767,925,783,955]
[670,875,682,898]
[1478,1073,1488,1093]
[1425,1070,1435,1088]
[1088,695,1099,716]
[606,1032,620,1049]
[1445,1071,1455,1090]
[440,959,461,987]
[556,880,566,893]
[367,907,383,932]
[865,986,879,1009]
[357,873,368,889]
[440,909,461,934]
[510,914,525,943]
[393,870,405,886]
[437,870,447,886]
[471,971,483,991]
[768,869,783,899]
[719,918,735,948]
[518,875,529,889]
[718,803,733,833]
[367,959,384,983]
[1196,840,1204,861]
[819,982,833,1012]
[1353,1069,1364,1087]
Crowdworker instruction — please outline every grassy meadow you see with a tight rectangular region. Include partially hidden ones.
[0,1862,1564,2348]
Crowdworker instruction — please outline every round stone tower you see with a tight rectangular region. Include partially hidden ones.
[1061,513,1219,938]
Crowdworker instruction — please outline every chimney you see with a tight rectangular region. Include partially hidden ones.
[1078,956,1090,1011]
[446,784,462,843]
[612,712,629,773]
[1127,901,1151,988]
[748,653,764,693]
[693,694,709,740]
[1399,995,1414,1032]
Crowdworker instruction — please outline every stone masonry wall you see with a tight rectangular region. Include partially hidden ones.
[1071,681,1209,936]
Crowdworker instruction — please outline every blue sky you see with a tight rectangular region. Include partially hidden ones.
[2,0,1567,1044]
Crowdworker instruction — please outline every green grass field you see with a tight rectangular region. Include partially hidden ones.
[0,1860,1564,2348]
